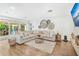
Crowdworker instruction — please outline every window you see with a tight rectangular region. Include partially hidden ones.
[0,22,9,36]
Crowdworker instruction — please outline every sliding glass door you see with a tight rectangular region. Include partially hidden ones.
[0,22,27,36]
[10,23,19,35]
[10,23,26,35]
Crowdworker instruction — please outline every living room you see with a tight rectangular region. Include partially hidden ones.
[0,3,79,56]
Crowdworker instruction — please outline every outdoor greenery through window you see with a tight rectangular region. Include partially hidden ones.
[0,22,9,36]
[0,21,26,36]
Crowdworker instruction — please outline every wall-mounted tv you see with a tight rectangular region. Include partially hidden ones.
[71,3,79,27]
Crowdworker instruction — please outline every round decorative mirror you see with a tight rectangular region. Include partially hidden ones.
[47,19,51,24]
[48,22,55,30]
[40,20,48,29]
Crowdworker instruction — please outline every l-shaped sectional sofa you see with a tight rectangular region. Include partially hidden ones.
[15,30,56,44]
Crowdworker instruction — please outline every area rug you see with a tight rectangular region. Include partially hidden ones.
[25,40,56,54]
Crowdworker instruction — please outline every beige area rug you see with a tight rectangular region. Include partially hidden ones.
[25,40,56,54]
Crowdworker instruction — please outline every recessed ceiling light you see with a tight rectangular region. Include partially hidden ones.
[48,10,53,12]
[10,6,15,10]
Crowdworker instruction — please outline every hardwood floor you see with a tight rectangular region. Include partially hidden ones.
[52,41,77,56]
[0,40,77,56]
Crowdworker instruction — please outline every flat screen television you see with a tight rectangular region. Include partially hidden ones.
[71,3,79,27]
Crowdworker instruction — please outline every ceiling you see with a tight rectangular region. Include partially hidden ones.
[0,3,74,21]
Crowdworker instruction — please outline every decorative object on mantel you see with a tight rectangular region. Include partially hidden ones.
[55,33,61,42]
[63,35,68,42]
